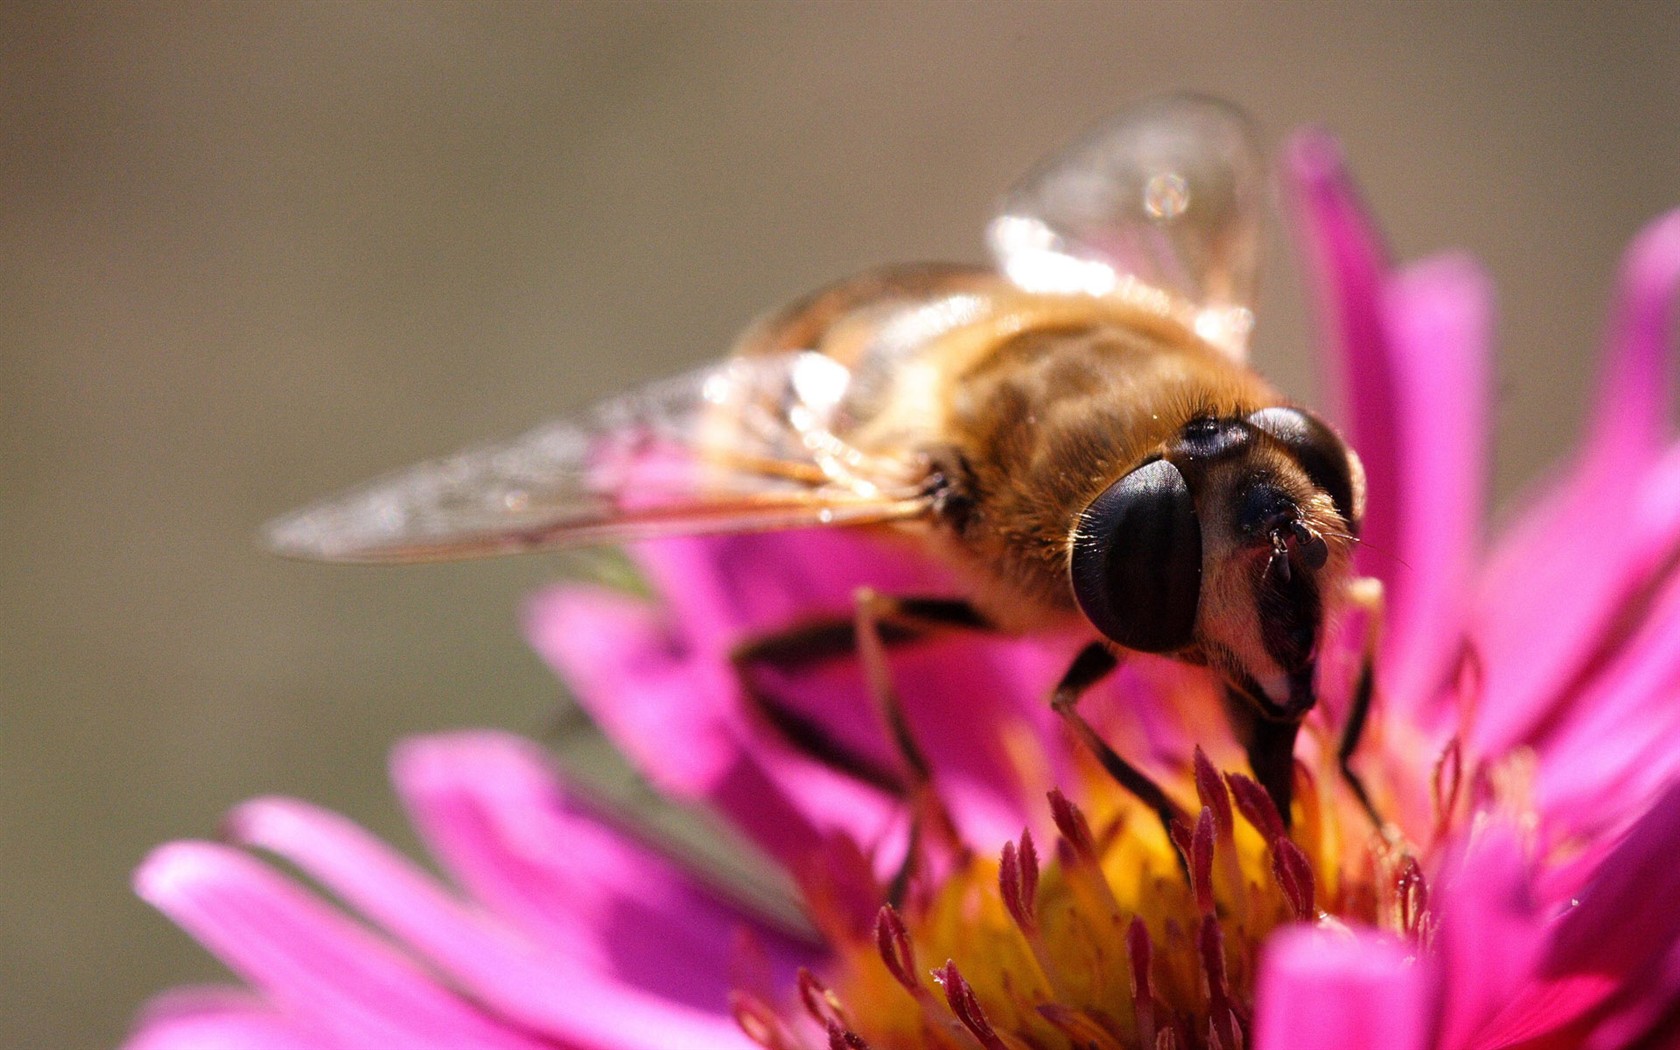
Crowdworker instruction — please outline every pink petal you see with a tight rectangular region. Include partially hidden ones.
[1285,131,1395,477]
[524,583,893,863]
[1286,132,1493,716]
[1470,778,1680,1045]
[124,988,327,1050]
[1584,933,1680,1050]
[1585,208,1680,471]
[1253,926,1429,1050]
[527,532,1083,864]
[1471,440,1680,757]
[1433,828,1545,1049]
[1378,254,1494,716]
[133,842,546,1050]
[524,585,747,794]
[631,528,960,660]
[1532,519,1680,840]
[1471,211,1680,753]
[229,777,762,1050]
[388,733,812,986]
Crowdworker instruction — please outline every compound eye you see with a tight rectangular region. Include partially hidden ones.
[1070,458,1202,653]
[1246,406,1364,532]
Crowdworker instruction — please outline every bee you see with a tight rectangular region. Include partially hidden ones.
[266,95,1370,825]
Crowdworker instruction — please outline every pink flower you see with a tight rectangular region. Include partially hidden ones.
[128,131,1680,1050]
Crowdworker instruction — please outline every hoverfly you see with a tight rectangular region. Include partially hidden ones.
[266,95,1372,826]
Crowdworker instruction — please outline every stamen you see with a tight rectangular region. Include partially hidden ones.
[875,905,919,993]
[1272,837,1317,921]
[731,989,797,1050]
[1432,736,1464,844]
[1193,748,1235,839]
[1199,916,1242,1050]
[1048,788,1099,861]
[798,968,850,1032]
[1191,808,1217,915]
[1017,830,1039,916]
[934,961,1009,1050]
[1396,856,1429,940]
[1049,790,1128,931]
[1128,917,1157,1047]
[1225,772,1286,844]
[827,1022,873,1050]
[1037,1004,1129,1050]
[999,838,1036,934]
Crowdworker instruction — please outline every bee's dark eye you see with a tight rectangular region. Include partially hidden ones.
[1070,459,1202,653]
[1246,407,1362,532]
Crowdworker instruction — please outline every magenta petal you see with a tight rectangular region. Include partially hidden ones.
[527,531,1077,863]
[1586,208,1680,471]
[1252,926,1429,1050]
[1432,828,1544,1049]
[1286,132,1493,715]
[388,733,813,984]
[1472,211,1680,753]
[1377,254,1494,714]
[1471,779,1680,1046]
[1533,533,1680,840]
[1585,934,1680,1050]
[524,584,893,864]
[628,529,959,659]
[125,988,326,1050]
[1284,132,1400,570]
[230,780,762,1050]
[133,842,545,1050]
[1471,440,1680,756]
[524,585,741,793]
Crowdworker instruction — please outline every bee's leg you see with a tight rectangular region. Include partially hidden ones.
[1221,693,1302,828]
[1336,576,1386,828]
[851,588,976,858]
[728,596,994,798]
[1051,643,1190,837]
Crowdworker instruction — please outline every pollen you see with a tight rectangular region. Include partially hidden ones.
[733,678,1490,1050]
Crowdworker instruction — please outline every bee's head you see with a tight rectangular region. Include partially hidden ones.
[1069,408,1365,719]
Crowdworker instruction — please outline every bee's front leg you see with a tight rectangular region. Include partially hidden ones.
[1050,643,1190,837]
[1337,575,1386,829]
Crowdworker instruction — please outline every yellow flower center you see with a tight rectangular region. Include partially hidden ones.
[731,664,1517,1050]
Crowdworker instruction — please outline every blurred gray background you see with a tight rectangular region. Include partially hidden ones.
[5,2,1678,1045]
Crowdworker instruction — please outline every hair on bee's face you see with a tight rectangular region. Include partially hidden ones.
[1068,408,1363,708]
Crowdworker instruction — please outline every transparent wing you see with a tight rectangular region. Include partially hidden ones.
[262,352,934,563]
[986,93,1263,360]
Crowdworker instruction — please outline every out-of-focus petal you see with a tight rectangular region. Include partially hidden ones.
[527,529,1084,862]
[388,733,812,989]
[1530,496,1680,841]
[132,842,548,1050]
[1286,131,1400,567]
[1253,926,1429,1050]
[1471,211,1680,754]
[1433,828,1544,1049]
[1286,133,1493,717]
[1470,779,1680,1046]
[1585,209,1680,472]
[228,779,762,1050]
[125,988,327,1050]
[1586,933,1680,1050]
[1378,254,1494,715]
[631,529,958,660]
[524,582,896,863]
